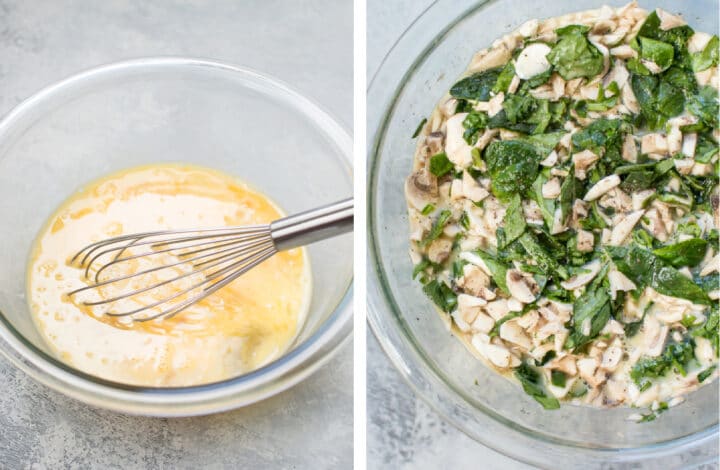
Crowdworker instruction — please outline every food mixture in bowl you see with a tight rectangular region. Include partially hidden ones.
[28,164,311,387]
[406,2,718,417]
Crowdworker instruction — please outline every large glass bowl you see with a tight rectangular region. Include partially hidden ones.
[0,57,353,416]
[368,0,718,467]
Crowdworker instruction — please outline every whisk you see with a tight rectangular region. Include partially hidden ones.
[67,198,353,322]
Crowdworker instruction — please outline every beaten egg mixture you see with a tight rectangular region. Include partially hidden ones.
[27,164,311,386]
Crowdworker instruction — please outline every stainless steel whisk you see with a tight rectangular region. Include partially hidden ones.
[67,198,353,322]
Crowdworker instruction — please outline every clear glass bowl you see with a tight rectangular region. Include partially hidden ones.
[0,57,353,416]
[367,0,718,466]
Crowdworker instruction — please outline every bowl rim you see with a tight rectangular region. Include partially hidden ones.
[0,56,354,416]
[367,0,718,465]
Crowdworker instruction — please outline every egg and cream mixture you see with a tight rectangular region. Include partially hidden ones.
[28,164,311,387]
[407,2,718,419]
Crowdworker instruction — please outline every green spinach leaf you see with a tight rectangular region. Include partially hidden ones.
[503,194,527,246]
[514,362,560,410]
[484,140,541,201]
[450,68,502,101]
[692,35,719,72]
[609,245,711,305]
[422,280,458,313]
[429,152,454,177]
[652,238,708,267]
[547,24,604,80]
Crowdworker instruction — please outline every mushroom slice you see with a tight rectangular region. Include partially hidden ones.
[457,264,491,297]
[405,169,438,211]
[643,315,669,357]
[499,319,533,350]
[561,259,602,290]
[622,134,637,162]
[584,174,621,201]
[471,311,495,334]
[641,133,668,155]
[427,238,453,264]
[600,340,623,371]
[542,177,561,199]
[609,210,645,246]
[484,299,511,321]
[445,113,473,168]
[425,131,445,155]
[688,32,713,53]
[656,8,687,30]
[462,171,489,202]
[611,45,637,59]
[505,269,538,303]
[576,229,595,253]
[682,133,697,158]
[608,269,637,300]
[515,43,552,80]
[572,150,600,180]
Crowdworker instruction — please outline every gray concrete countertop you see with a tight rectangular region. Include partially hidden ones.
[0,1,352,468]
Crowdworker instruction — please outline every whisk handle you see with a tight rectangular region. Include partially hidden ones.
[270,198,353,251]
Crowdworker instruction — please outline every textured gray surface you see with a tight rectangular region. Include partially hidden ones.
[0,1,352,468]
[367,1,530,468]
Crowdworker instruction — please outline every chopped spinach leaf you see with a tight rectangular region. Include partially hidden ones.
[420,209,453,247]
[652,238,708,267]
[503,194,527,246]
[422,280,458,313]
[412,118,427,138]
[609,245,711,305]
[484,140,541,201]
[692,35,719,72]
[429,152,454,177]
[450,68,502,101]
[547,24,604,80]
[514,362,560,410]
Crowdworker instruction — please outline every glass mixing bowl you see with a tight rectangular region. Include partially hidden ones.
[0,57,353,416]
[368,0,718,467]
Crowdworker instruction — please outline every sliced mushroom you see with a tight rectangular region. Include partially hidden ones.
[572,150,600,180]
[656,8,686,30]
[681,133,697,158]
[425,131,445,155]
[540,150,559,167]
[462,171,489,202]
[608,269,637,300]
[445,113,473,168]
[517,18,539,37]
[695,337,715,365]
[516,309,539,330]
[688,31,713,53]
[700,253,719,277]
[609,209,645,246]
[470,311,495,334]
[471,335,520,368]
[610,44,637,59]
[427,238,453,264]
[641,133,668,155]
[405,169,438,211]
[499,320,533,350]
[644,315,669,357]
[600,342,623,371]
[584,174,621,201]
[506,269,538,303]
[541,177,562,199]
[457,264,491,297]
[666,124,682,154]
[621,82,640,114]
[576,229,595,253]
[487,92,505,117]
[514,43,552,80]
[622,134,637,162]
[550,355,578,376]
[561,259,603,290]
[484,299,511,321]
